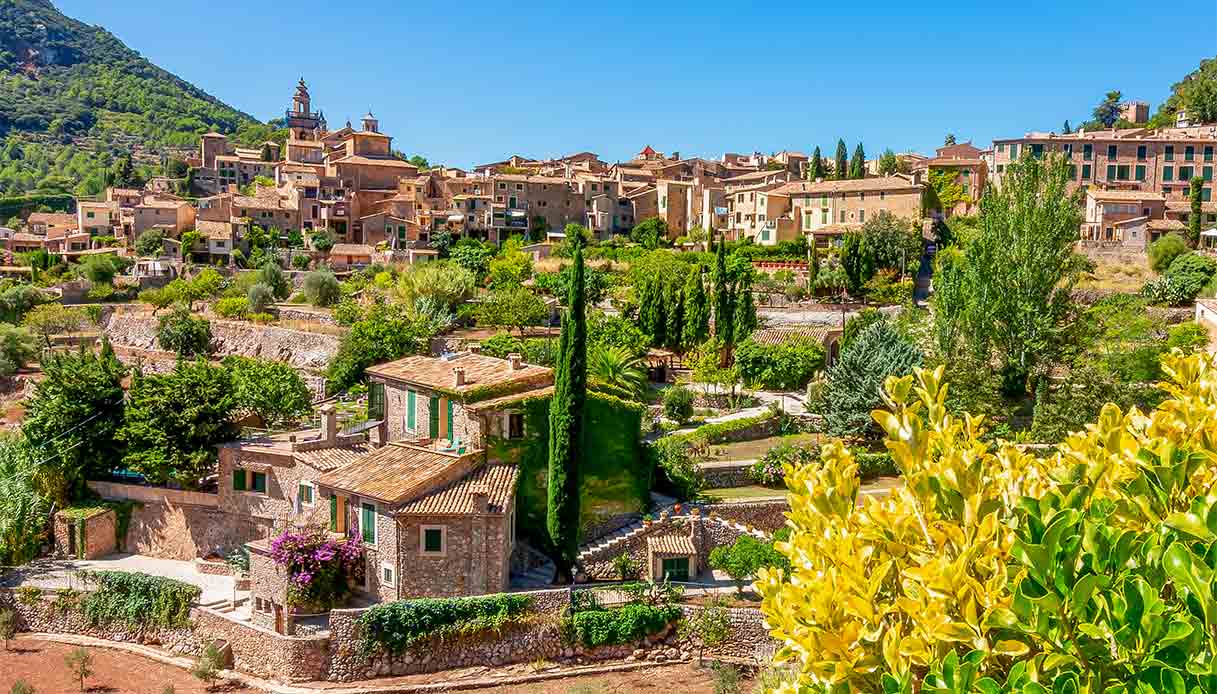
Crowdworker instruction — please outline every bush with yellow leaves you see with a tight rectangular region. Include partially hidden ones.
[759,352,1217,693]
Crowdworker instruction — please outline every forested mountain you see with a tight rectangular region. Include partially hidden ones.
[0,0,279,196]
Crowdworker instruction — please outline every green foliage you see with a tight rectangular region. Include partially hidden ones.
[23,342,126,488]
[629,217,668,249]
[156,305,211,356]
[77,253,124,286]
[1149,56,1217,127]
[310,230,335,253]
[0,608,14,649]
[1148,232,1189,273]
[862,211,921,275]
[64,647,92,692]
[190,643,223,688]
[710,662,741,694]
[734,337,825,391]
[475,286,548,333]
[842,308,884,353]
[223,356,311,429]
[662,386,695,425]
[749,441,818,486]
[0,284,48,324]
[256,261,290,301]
[75,570,199,628]
[134,230,165,257]
[302,268,340,307]
[118,360,238,488]
[212,296,248,319]
[326,305,428,393]
[650,436,703,499]
[1145,251,1217,304]
[709,534,789,590]
[1191,176,1206,247]
[834,139,849,180]
[925,167,970,215]
[0,323,37,376]
[589,343,647,398]
[588,310,649,359]
[877,149,899,176]
[395,262,475,312]
[612,552,641,580]
[840,231,874,295]
[246,282,274,314]
[821,320,923,437]
[849,142,866,179]
[682,265,711,348]
[569,602,681,647]
[479,333,526,359]
[449,240,494,281]
[488,239,534,289]
[9,680,33,694]
[548,241,588,581]
[359,594,532,654]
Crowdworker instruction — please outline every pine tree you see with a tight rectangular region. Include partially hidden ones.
[834,140,848,180]
[808,147,824,180]
[732,273,758,339]
[664,277,684,351]
[944,134,957,146]
[849,143,866,179]
[1062,120,1073,134]
[683,265,710,349]
[113,155,135,188]
[712,234,733,345]
[546,239,587,584]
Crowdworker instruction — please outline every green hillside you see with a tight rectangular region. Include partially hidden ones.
[0,0,279,196]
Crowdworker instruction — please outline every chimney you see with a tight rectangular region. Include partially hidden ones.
[815,177,823,184]
[471,486,489,514]
[319,403,337,445]
[453,366,466,387]
[507,353,523,370]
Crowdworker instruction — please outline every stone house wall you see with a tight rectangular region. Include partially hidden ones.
[53,509,117,560]
[394,509,512,599]
[381,380,484,447]
[125,500,275,561]
[217,447,328,528]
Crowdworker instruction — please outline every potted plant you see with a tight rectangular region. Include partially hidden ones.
[673,503,683,514]
[642,514,654,528]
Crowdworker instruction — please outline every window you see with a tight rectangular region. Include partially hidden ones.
[1106,165,1116,180]
[839,210,846,223]
[1135,165,1146,181]
[859,192,865,201]
[1207,146,1215,162]
[1063,143,1073,157]
[251,471,266,493]
[1107,145,1117,159]
[1137,145,1147,161]
[361,502,377,545]
[515,184,523,191]
[1205,166,1214,182]
[821,210,828,225]
[1083,144,1093,161]
[508,412,524,439]
[1166,146,1175,162]
[1186,146,1195,161]
[1068,164,1077,179]
[1031,144,1044,157]
[1205,188,1213,202]
[421,526,445,555]
[232,469,245,491]
[997,164,1005,173]
[858,210,865,223]
[381,564,395,587]
[1010,144,1019,157]
[233,469,266,493]
[1164,166,1174,182]
[298,483,313,506]
[1180,166,1194,180]
[1081,164,1091,180]
[661,557,690,582]
[997,143,1005,153]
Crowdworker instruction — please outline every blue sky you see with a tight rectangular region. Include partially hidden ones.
[59,0,1216,168]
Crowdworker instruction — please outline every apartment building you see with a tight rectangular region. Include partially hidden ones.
[726,175,924,246]
[992,125,1217,203]
[131,196,196,238]
[1081,189,1166,247]
[921,143,988,218]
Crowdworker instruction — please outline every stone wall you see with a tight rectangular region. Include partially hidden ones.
[123,499,275,561]
[699,462,754,489]
[679,605,776,662]
[700,500,790,534]
[53,509,117,560]
[272,304,338,326]
[580,513,755,582]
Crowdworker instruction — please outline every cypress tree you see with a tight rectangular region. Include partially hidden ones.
[834,140,848,180]
[1190,176,1205,247]
[732,272,758,339]
[637,278,660,344]
[712,233,733,346]
[664,277,684,351]
[1062,120,1072,134]
[546,239,587,584]
[850,143,866,179]
[808,234,820,291]
[808,147,824,180]
[683,265,710,348]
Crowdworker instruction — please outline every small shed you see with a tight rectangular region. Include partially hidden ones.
[646,534,697,582]
[54,506,118,560]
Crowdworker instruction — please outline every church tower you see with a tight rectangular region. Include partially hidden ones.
[286,78,323,141]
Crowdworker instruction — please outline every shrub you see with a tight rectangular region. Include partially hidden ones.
[1166,321,1209,353]
[75,570,200,628]
[1148,232,1189,273]
[1165,251,1217,297]
[268,528,365,610]
[64,647,93,692]
[734,338,825,391]
[191,643,223,689]
[10,680,34,694]
[134,230,165,256]
[156,305,211,356]
[820,320,922,437]
[303,269,341,307]
[841,307,884,352]
[611,552,641,580]
[246,282,275,314]
[749,441,817,486]
[650,437,703,499]
[854,451,898,479]
[662,386,695,423]
[569,603,680,647]
[291,254,311,270]
[257,261,290,300]
[359,594,533,654]
[710,663,741,694]
[708,535,789,591]
[680,595,733,666]
[479,332,526,359]
[332,298,362,325]
[0,608,15,649]
[213,296,249,319]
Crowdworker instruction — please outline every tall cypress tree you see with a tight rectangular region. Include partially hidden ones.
[733,273,758,339]
[834,140,848,181]
[664,277,684,351]
[546,239,587,584]
[1190,176,1205,247]
[712,234,733,346]
[637,277,661,344]
[683,265,710,348]
[808,147,824,180]
[850,143,866,179]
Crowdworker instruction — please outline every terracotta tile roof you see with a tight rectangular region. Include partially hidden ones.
[750,324,836,347]
[648,534,696,554]
[1147,219,1187,231]
[727,169,790,182]
[1167,201,1217,214]
[332,155,418,168]
[316,443,473,505]
[28,212,77,226]
[367,352,553,398]
[11,233,43,243]
[395,464,518,516]
[926,158,986,167]
[195,220,232,239]
[329,243,374,256]
[772,176,922,196]
[295,442,375,472]
[1089,189,1165,202]
[138,198,190,210]
[494,173,571,184]
[231,195,282,210]
[808,223,863,236]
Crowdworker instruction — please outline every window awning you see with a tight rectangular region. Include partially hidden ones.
[508,210,527,218]
[446,214,464,222]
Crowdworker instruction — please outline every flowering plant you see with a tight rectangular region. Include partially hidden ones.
[269,525,364,610]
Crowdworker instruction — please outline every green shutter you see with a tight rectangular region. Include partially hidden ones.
[407,390,416,431]
[329,495,338,531]
[428,395,440,438]
[361,503,376,544]
[233,469,245,491]
[446,399,454,439]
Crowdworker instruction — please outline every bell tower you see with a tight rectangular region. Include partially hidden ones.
[286,78,322,142]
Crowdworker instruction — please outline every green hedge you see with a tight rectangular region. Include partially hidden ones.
[358,593,532,654]
[76,570,199,628]
[492,391,650,545]
[0,193,74,221]
[569,603,681,647]
[855,452,898,480]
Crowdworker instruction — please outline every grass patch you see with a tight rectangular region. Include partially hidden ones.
[703,433,820,462]
[703,485,787,502]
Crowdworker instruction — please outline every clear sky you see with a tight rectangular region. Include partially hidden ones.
[57,0,1217,168]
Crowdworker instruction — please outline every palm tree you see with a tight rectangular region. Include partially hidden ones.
[589,344,647,398]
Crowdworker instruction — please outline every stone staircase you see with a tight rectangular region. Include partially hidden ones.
[575,492,681,564]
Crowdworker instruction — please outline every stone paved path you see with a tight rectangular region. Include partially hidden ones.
[0,552,238,603]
